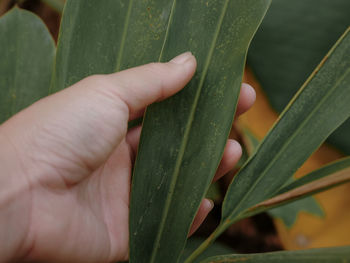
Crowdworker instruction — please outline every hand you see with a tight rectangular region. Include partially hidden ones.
[0,52,255,263]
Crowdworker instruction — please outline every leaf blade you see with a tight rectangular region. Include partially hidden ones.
[248,0,350,155]
[222,27,350,224]
[0,7,55,123]
[277,157,350,195]
[245,157,350,218]
[51,0,175,92]
[130,1,271,262]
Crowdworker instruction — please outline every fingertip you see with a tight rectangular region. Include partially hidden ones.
[188,198,214,236]
[242,83,256,102]
[222,140,242,171]
[107,52,197,115]
[236,83,256,117]
[228,139,243,160]
[204,198,214,211]
[213,139,242,182]
[167,51,197,82]
[169,51,194,64]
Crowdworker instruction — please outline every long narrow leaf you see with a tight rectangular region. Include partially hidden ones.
[200,246,350,263]
[187,26,350,262]
[0,8,55,123]
[239,127,325,228]
[244,157,350,218]
[130,1,271,262]
[222,27,350,224]
[275,157,350,195]
[51,0,175,92]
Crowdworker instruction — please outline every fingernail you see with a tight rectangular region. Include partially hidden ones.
[206,199,214,210]
[170,51,193,64]
[242,83,256,100]
[231,140,242,155]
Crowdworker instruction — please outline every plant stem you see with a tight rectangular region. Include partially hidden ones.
[184,221,230,263]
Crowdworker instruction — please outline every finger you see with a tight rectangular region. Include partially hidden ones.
[213,140,242,182]
[188,199,214,237]
[126,125,142,162]
[235,83,256,118]
[107,52,197,120]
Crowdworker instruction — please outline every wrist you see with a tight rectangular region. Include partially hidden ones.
[0,126,33,262]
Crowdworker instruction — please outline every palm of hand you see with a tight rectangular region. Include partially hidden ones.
[22,84,133,262]
[28,141,132,262]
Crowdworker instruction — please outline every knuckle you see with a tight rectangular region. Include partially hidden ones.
[144,63,167,97]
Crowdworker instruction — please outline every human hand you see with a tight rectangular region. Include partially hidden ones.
[0,52,255,263]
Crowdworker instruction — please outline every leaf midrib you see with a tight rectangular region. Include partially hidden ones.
[225,66,350,223]
[149,0,231,261]
[157,0,177,62]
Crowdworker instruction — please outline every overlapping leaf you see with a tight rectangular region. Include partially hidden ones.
[51,0,175,92]
[181,238,235,263]
[240,127,324,228]
[245,157,350,218]
[130,1,271,262]
[221,27,350,226]
[248,0,350,154]
[0,8,55,123]
[52,1,271,262]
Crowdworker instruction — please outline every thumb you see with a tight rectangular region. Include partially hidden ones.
[104,51,196,119]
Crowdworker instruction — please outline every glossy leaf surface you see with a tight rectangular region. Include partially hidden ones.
[200,246,350,263]
[248,0,350,154]
[222,27,350,225]
[0,7,55,123]
[130,1,271,262]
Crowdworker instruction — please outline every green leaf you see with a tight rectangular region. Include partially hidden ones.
[206,182,221,203]
[130,1,271,262]
[275,157,350,196]
[240,127,325,228]
[200,246,350,263]
[221,27,350,226]
[239,157,350,222]
[187,27,350,262]
[181,237,235,263]
[0,7,55,123]
[51,0,175,92]
[248,0,350,154]
[240,127,260,156]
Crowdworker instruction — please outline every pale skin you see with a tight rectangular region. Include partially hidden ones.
[0,52,256,263]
